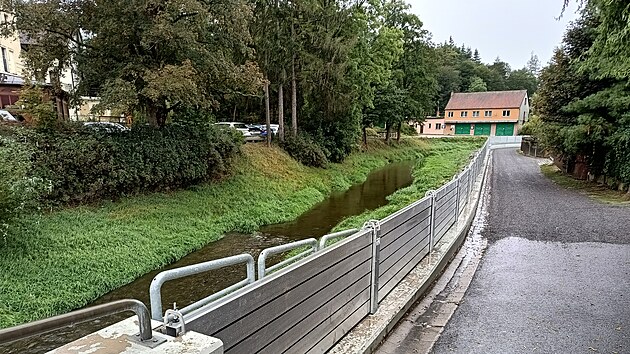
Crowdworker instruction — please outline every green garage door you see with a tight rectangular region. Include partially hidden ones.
[455,124,471,135]
[474,123,491,136]
[495,123,515,136]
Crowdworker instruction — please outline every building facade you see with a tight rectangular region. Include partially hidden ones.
[419,116,445,135]
[443,90,529,136]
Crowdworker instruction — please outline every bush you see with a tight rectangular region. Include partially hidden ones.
[280,134,328,168]
[400,123,417,136]
[0,133,50,239]
[7,122,242,205]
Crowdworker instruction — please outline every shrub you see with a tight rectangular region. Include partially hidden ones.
[400,123,417,136]
[280,134,328,168]
[8,122,242,205]
[0,133,50,240]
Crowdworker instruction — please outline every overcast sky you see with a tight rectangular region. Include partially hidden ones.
[409,0,581,69]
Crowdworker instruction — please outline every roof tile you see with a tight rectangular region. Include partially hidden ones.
[445,90,527,110]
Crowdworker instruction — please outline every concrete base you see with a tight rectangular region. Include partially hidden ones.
[329,152,490,354]
[48,317,223,354]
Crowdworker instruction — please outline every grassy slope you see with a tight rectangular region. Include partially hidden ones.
[0,138,448,328]
[541,165,630,204]
[334,138,485,231]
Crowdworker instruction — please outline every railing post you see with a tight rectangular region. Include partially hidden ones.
[425,190,436,253]
[363,220,381,314]
[455,176,461,220]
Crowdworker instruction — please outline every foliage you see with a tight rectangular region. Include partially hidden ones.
[467,77,487,92]
[280,133,328,168]
[8,0,263,127]
[15,86,57,129]
[535,5,630,185]
[6,123,242,205]
[518,115,543,136]
[0,134,50,241]
[400,123,417,136]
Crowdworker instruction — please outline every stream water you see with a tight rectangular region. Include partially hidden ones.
[4,161,414,354]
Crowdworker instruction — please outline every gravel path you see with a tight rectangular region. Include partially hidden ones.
[432,149,630,354]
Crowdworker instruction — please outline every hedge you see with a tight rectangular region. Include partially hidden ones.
[5,122,242,205]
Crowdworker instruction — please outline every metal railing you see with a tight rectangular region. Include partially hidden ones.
[318,228,359,249]
[257,238,318,279]
[0,299,159,346]
[149,253,255,321]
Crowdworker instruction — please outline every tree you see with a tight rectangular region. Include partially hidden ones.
[473,49,481,63]
[467,77,487,92]
[506,69,538,98]
[9,0,263,127]
[535,5,630,185]
[526,52,541,77]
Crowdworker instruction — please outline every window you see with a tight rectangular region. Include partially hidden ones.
[502,110,511,117]
[428,123,431,129]
[472,111,480,117]
[484,111,492,117]
[1,47,8,73]
[436,123,442,129]
[447,112,453,118]
[460,111,468,117]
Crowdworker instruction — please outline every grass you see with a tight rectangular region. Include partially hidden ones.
[541,165,630,205]
[333,138,485,231]
[2,137,475,328]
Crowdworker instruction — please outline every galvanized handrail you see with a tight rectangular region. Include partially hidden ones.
[150,253,255,321]
[257,238,318,279]
[318,228,359,250]
[0,299,153,345]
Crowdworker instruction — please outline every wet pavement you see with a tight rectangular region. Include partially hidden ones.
[433,149,630,353]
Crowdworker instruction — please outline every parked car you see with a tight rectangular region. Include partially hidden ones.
[83,121,130,132]
[0,110,18,122]
[214,122,253,137]
[259,124,280,138]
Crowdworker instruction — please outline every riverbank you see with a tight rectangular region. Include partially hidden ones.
[334,139,486,231]
[0,138,483,328]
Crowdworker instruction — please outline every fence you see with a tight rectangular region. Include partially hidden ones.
[156,140,491,353]
[0,139,499,352]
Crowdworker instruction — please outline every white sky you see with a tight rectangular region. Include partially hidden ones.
[408,0,581,69]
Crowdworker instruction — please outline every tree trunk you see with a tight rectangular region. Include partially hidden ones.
[385,123,392,144]
[363,126,367,146]
[264,81,271,147]
[396,122,402,142]
[278,76,285,142]
[291,55,298,135]
[147,104,167,127]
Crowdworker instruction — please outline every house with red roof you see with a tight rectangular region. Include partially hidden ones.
[443,90,529,136]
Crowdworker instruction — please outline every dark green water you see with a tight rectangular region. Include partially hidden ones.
[4,161,414,354]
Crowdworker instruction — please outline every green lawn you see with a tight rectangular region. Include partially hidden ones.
[541,164,630,205]
[0,137,484,328]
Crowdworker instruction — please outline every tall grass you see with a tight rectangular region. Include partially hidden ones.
[0,138,448,328]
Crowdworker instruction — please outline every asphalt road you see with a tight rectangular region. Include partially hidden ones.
[432,149,630,354]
